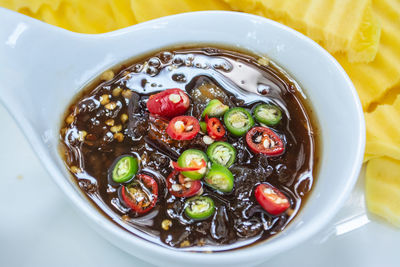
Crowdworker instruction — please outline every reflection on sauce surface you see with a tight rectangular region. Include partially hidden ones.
[60,47,318,251]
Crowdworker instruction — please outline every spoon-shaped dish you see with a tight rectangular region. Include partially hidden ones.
[0,7,365,267]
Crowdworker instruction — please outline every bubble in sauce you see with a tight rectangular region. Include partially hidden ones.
[132,64,143,73]
[172,56,184,66]
[148,57,161,68]
[146,66,159,76]
[172,73,187,83]
[214,61,233,72]
[159,51,173,64]
[186,54,195,61]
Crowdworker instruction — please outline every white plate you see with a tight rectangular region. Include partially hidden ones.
[0,102,397,267]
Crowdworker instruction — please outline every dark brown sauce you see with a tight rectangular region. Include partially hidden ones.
[60,46,318,251]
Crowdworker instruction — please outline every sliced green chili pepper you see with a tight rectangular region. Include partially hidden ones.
[253,104,282,126]
[204,164,234,193]
[199,121,207,133]
[206,141,236,167]
[111,155,138,183]
[184,196,215,220]
[177,149,208,180]
[201,99,229,118]
[223,107,254,136]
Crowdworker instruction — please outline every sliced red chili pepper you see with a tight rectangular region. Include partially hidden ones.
[166,116,200,140]
[171,159,206,172]
[205,115,225,140]
[146,88,190,118]
[121,174,158,214]
[245,126,284,156]
[255,183,290,215]
[166,171,202,198]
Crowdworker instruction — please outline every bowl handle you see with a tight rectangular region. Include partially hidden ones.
[0,8,113,134]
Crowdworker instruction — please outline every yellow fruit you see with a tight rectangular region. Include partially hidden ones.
[0,0,136,33]
[366,157,400,227]
[348,1,381,63]
[365,94,400,161]
[0,0,60,13]
[130,0,230,23]
[336,0,400,109]
[223,0,381,63]
[363,153,378,163]
[108,0,137,28]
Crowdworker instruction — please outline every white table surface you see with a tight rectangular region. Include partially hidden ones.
[1,103,399,267]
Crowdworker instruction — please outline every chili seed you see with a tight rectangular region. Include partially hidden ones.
[161,219,172,231]
[263,138,275,148]
[100,94,110,105]
[114,132,124,142]
[183,177,192,182]
[180,240,191,248]
[100,70,114,81]
[168,93,181,103]
[203,135,214,145]
[122,89,133,99]
[110,124,122,133]
[105,119,115,126]
[70,166,81,174]
[112,87,122,97]
[78,130,87,141]
[105,102,117,110]
[65,114,75,124]
[174,120,185,131]
[120,113,128,123]
[171,184,182,191]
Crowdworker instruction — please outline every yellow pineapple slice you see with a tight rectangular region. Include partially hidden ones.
[363,153,378,163]
[224,0,398,109]
[348,2,381,63]
[223,0,381,63]
[2,0,137,33]
[366,157,400,227]
[50,0,119,33]
[336,0,400,109]
[130,0,231,23]
[108,0,137,28]
[36,3,74,31]
[0,0,61,13]
[365,94,400,161]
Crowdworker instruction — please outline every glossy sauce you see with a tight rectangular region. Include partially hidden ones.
[60,47,318,251]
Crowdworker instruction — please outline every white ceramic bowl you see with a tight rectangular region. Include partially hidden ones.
[0,8,365,267]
